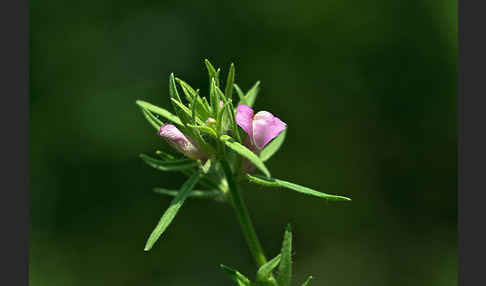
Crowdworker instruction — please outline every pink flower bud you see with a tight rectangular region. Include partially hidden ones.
[158,124,206,161]
[206,117,217,129]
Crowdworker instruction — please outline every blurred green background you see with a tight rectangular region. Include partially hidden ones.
[30,0,457,285]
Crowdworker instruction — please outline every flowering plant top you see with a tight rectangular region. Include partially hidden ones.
[136,60,351,286]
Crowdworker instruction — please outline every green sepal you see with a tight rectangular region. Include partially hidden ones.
[220,264,252,286]
[260,129,286,162]
[140,154,198,172]
[144,170,201,251]
[277,224,292,286]
[220,135,271,177]
[136,100,182,125]
[247,174,352,201]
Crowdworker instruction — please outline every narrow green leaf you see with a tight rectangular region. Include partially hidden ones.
[234,83,246,105]
[170,98,192,118]
[216,68,222,88]
[227,99,241,142]
[187,124,218,138]
[301,276,313,286]
[216,100,231,135]
[168,73,192,126]
[168,73,182,102]
[216,84,226,100]
[170,98,205,126]
[176,78,211,119]
[136,100,182,125]
[155,150,174,160]
[175,77,197,102]
[225,63,235,100]
[140,108,163,131]
[220,264,252,286]
[245,81,260,107]
[204,59,217,75]
[247,174,352,201]
[144,170,201,251]
[190,100,197,124]
[202,97,211,112]
[260,129,286,162]
[210,78,220,117]
[256,254,281,284]
[205,59,220,87]
[153,188,221,199]
[278,224,292,286]
[220,135,271,177]
[140,154,197,172]
[154,151,221,191]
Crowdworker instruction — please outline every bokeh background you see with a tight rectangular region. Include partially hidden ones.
[30,0,457,285]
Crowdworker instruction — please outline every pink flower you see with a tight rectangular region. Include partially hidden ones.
[236,104,287,152]
[158,124,206,161]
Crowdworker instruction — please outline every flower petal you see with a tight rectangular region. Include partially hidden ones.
[251,111,287,149]
[235,104,254,137]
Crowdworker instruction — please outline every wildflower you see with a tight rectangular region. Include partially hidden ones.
[236,104,287,152]
[158,124,206,161]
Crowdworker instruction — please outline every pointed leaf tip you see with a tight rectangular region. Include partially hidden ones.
[220,264,251,286]
[136,100,182,125]
[301,276,313,286]
[140,154,198,172]
[246,174,352,201]
[278,224,293,286]
[286,223,292,232]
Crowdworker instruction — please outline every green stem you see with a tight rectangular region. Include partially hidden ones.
[221,160,268,267]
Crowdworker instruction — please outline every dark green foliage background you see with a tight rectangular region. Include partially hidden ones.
[30,0,457,285]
